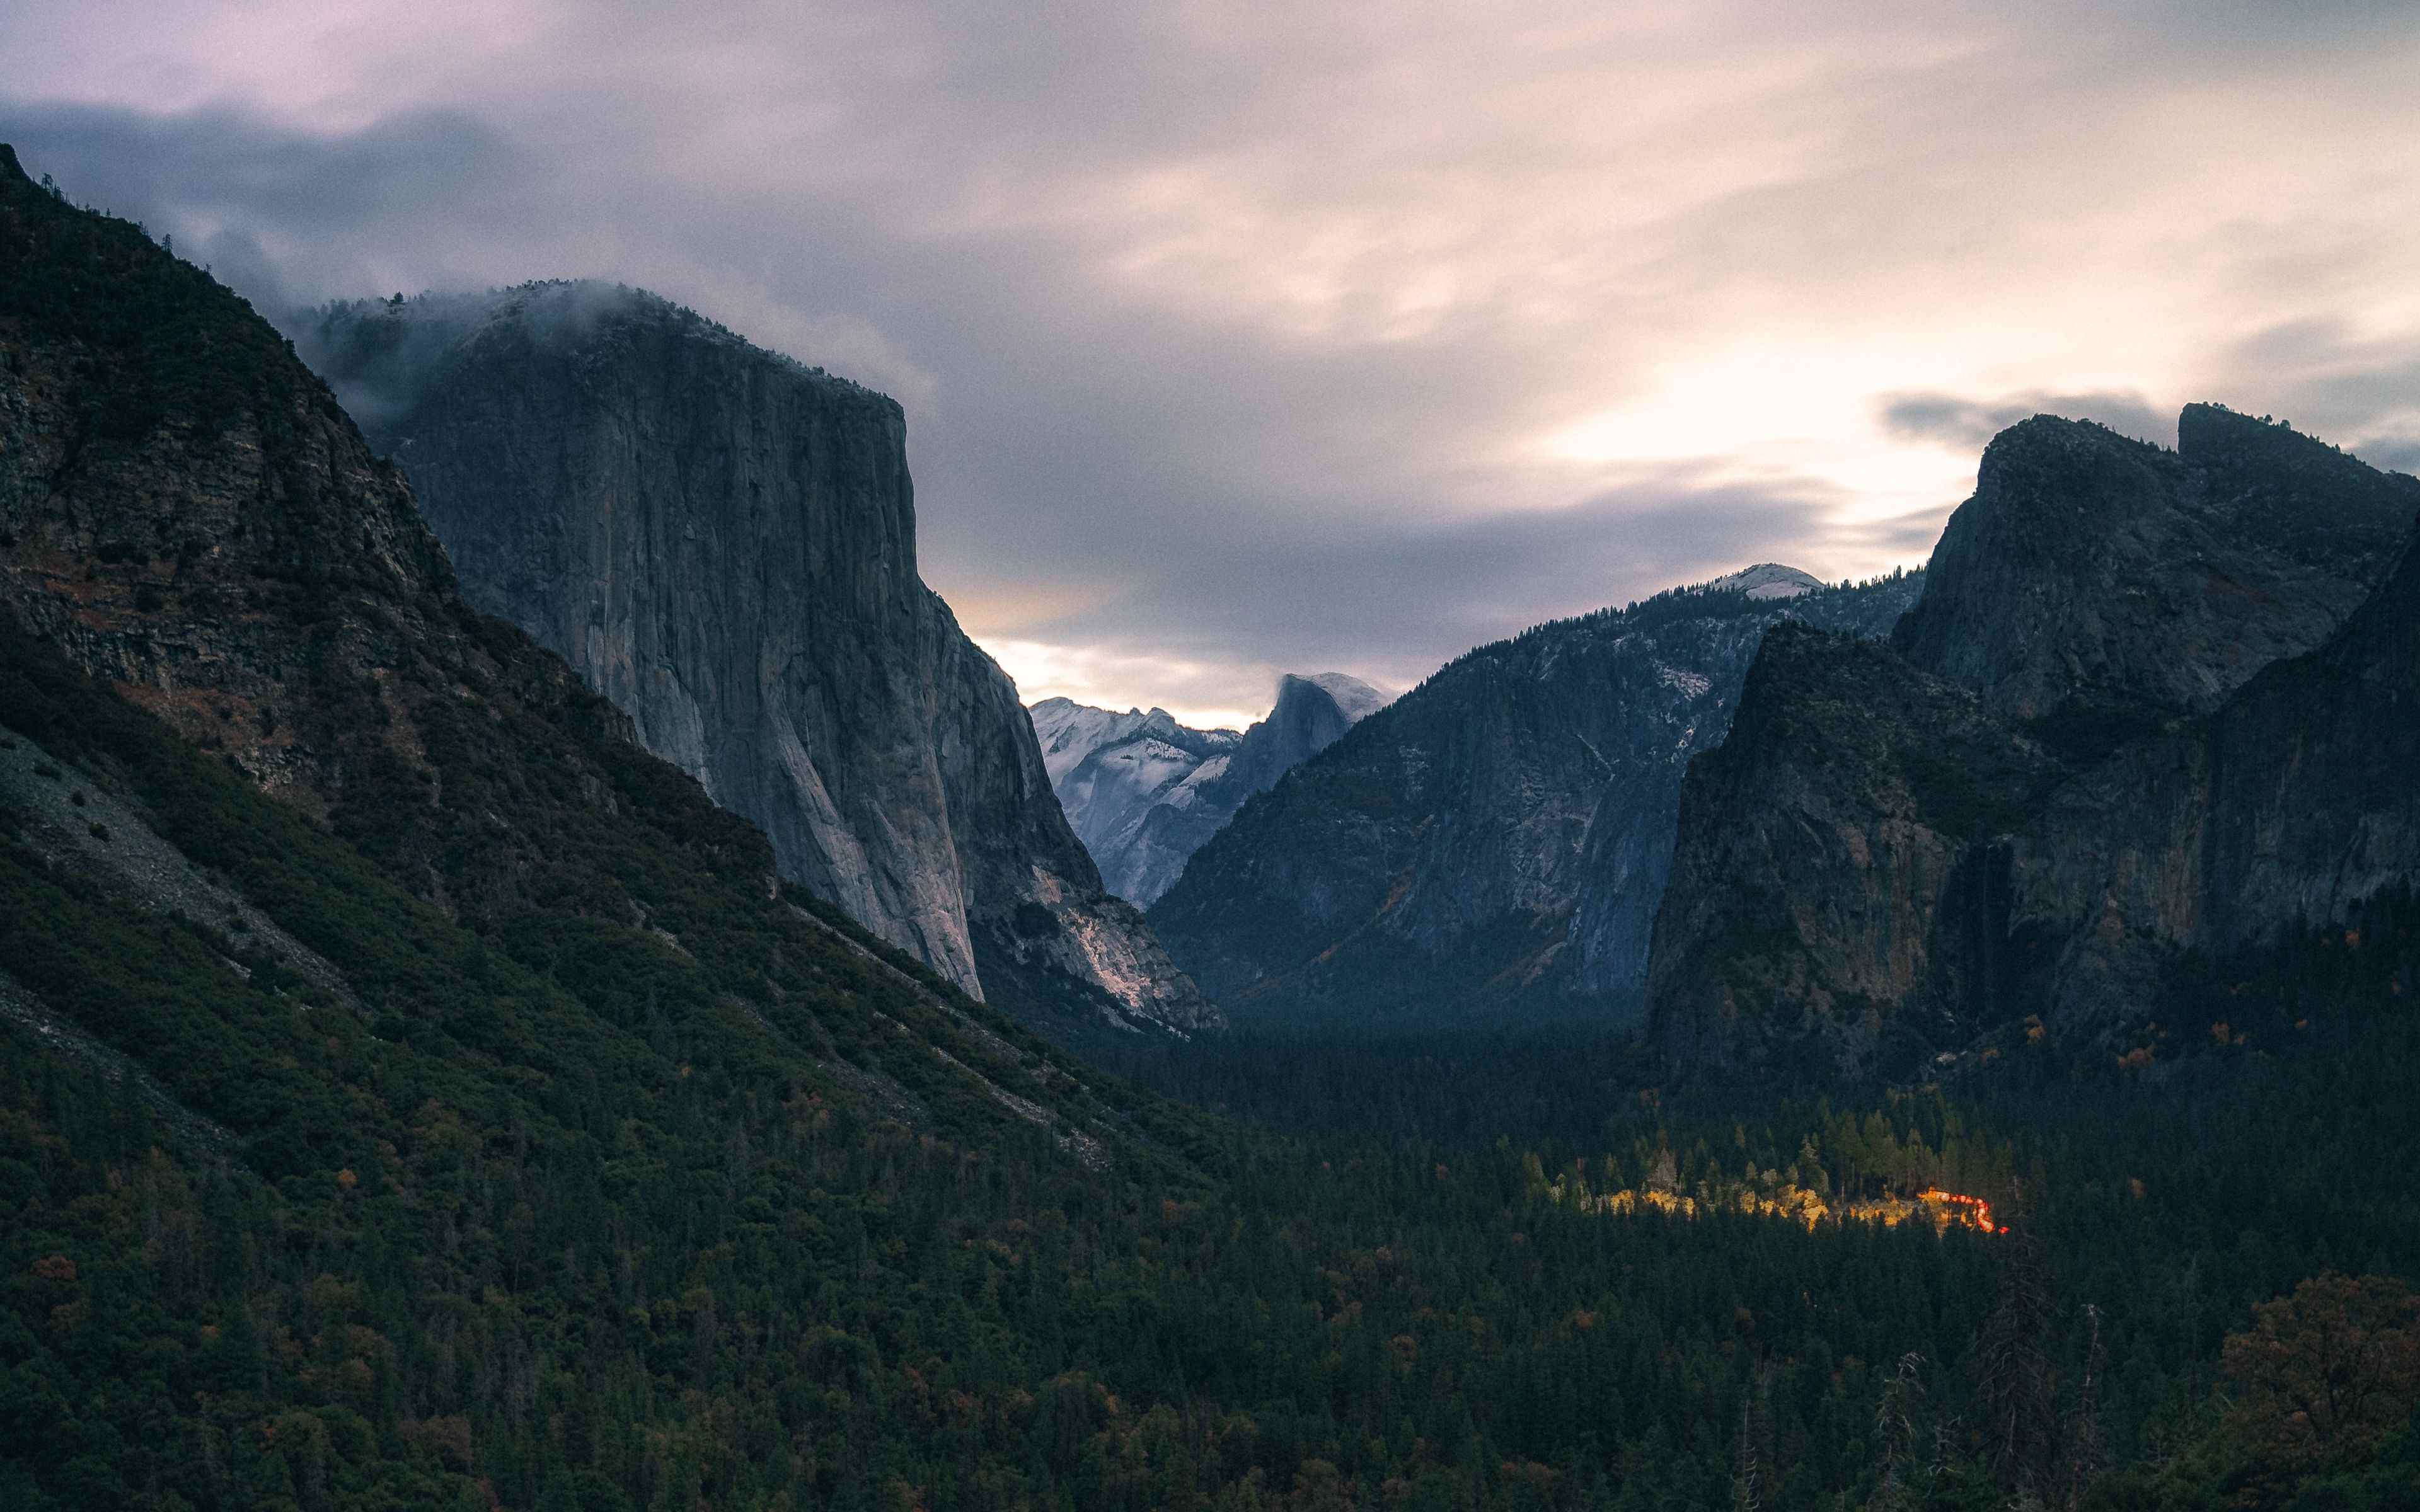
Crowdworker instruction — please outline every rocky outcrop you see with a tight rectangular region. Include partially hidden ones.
[1646,627,2070,1075]
[1649,408,2420,1074]
[1219,673,1390,799]
[1033,701,1226,786]
[1893,409,2417,757]
[1148,571,1924,1027]
[1032,702,1240,907]
[303,282,1216,1039]
[1031,672,1386,907]
[0,146,478,817]
[2007,521,2420,1031]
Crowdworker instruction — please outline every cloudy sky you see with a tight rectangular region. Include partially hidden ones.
[7,1,2418,726]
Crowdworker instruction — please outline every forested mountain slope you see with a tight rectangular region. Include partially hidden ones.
[0,140,1237,1507]
[1150,571,1923,1028]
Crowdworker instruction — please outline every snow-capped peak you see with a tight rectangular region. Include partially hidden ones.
[1696,563,1825,600]
[1296,671,1393,721]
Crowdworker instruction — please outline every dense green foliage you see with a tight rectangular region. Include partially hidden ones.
[1097,968,2420,1509]
[0,611,1213,1509]
[7,614,2416,1508]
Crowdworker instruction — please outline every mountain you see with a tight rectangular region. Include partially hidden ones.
[1148,570,1925,1026]
[0,142,1240,1502]
[1645,624,2075,1076]
[1029,700,1242,905]
[1649,408,2420,1075]
[301,282,1216,1043]
[1030,699,1219,785]
[2017,528,2420,1032]
[1893,406,2417,758]
[1030,671,1387,907]
[0,142,1172,1154]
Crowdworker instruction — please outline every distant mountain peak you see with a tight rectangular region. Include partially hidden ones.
[1146,573,1930,1028]
[1697,564,1825,600]
[1032,670,1388,907]
[1285,671,1392,721]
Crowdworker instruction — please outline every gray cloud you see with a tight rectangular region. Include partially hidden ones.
[0,96,1636,691]
[5,1,2418,722]
[1017,469,1901,694]
[1877,389,2172,452]
[2368,441,2420,475]
[2211,318,2420,471]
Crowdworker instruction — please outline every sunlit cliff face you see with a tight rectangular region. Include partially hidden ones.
[6,2,2419,725]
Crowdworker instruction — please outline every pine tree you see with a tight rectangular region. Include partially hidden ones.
[1977,1224,2056,1499]
[2053,1303,2106,1511]
[1870,1352,1924,1512]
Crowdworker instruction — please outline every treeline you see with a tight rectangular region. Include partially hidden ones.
[1099,983,2420,1509]
[3,1023,2008,1511]
[16,982,2420,1509]
[8,614,2420,1506]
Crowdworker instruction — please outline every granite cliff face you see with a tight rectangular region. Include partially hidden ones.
[1030,671,1385,907]
[1893,408,2417,757]
[1219,673,1390,798]
[1650,409,2420,1074]
[2007,522,2420,1032]
[0,140,1199,1218]
[1647,626,2070,1075]
[0,148,801,954]
[1148,571,1923,1026]
[306,283,1216,1040]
